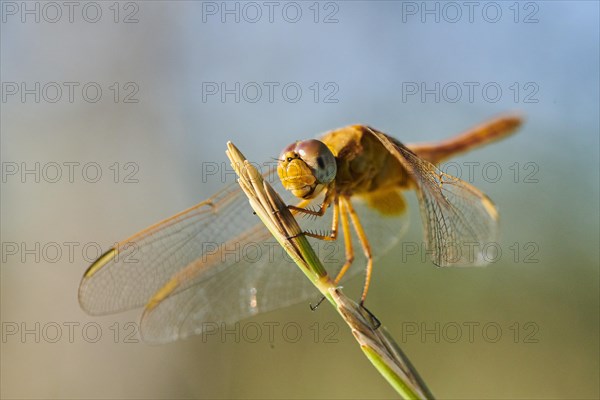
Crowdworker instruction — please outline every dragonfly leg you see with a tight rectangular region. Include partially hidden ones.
[288,190,333,217]
[287,198,312,215]
[342,197,373,307]
[289,193,339,241]
[333,197,354,284]
[309,296,327,311]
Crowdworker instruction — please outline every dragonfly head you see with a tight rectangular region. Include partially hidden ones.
[277,139,337,199]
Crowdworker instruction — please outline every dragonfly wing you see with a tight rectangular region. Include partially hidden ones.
[79,170,337,343]
[79,159,410,343]
[78,183,270,315]
[136,187,402,343]
[138,240,319,343]
[366,127,499,267]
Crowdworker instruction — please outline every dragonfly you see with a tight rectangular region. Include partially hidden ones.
[79,115,522,343]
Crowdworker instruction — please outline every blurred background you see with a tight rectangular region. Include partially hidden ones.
[1,1,598,398]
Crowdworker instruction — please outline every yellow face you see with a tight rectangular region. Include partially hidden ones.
[277,139,337,199]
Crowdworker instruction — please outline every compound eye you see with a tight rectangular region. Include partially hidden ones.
[294,140,337,184]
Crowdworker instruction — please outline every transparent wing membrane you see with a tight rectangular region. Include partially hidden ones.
[366,128,499,267]
[79,169,407,343]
